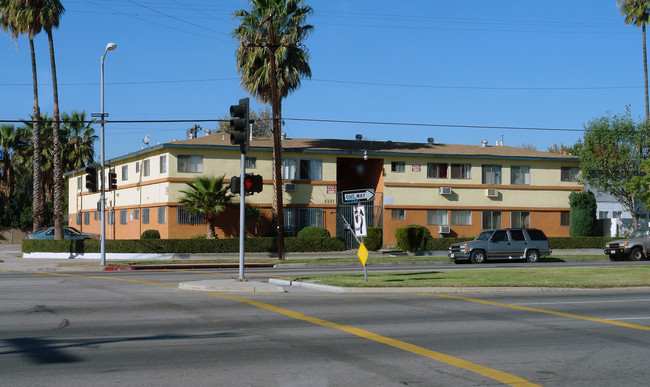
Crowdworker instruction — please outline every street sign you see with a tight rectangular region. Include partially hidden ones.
[342,188,374,203]
[353,205,367,237]
[357,242,369,266]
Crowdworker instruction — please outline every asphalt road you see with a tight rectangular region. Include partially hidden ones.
[2,269,650,386]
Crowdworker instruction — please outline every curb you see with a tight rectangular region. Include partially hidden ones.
[103,262,276,271]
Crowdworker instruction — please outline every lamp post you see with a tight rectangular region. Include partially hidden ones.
[100,42,116,267]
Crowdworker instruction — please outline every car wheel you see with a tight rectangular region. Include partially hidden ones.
[630,247,645,261]
[525,249,539,263]
[470,250,486,264]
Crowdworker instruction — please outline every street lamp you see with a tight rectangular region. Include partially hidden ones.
[100,42,116,267]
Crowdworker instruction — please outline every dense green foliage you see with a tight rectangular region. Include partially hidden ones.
[22,237,346,254]
[364,227,382,251]
[140,229,161,240]
[394,225,434,252]
[178,175,234,238]
[297,226,330,238]
[569,191,598,237]
[548,237,617,249]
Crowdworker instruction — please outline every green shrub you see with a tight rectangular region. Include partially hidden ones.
[425,237,473,251]
[297,226,330,238]
[569,191,597,237]
[394,225,434,252]
[141,229,161,240]
[364,227,383,251]
[548,237,617,249]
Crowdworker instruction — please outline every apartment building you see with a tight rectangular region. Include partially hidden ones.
[66,134,581,247]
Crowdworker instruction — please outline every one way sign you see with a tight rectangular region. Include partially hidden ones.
[342,189,375,203]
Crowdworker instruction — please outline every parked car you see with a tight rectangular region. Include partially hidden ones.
[604,228,650,261]
[25,226,99,240]
[448,228,552,264]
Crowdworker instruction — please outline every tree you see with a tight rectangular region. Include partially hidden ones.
[547,143,578,155]
[179,175,234,238]
[577,109,650,229]
[618,0,650,121]
[517,143,537,151]
[233,0,313,259]
[61,111,97,172]
[0,124,25,197]
[0,0,45,232]
[217,106,274,137]
[569,191,597,237]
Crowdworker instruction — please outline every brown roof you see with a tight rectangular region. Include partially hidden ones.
[168,134,579,161]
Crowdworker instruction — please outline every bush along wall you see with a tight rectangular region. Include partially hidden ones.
[394,225,434,252]
[569,191,598,237]
[364,227,383,251]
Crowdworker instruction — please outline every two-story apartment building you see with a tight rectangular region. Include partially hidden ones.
[66,134,581,247]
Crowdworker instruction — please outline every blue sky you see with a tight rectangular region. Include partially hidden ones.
[0,0,646,160]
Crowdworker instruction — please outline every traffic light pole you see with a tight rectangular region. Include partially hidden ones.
[238,146,246,281]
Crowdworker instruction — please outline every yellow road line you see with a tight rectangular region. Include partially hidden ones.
[33,272,539,386]
[430,294,650,332]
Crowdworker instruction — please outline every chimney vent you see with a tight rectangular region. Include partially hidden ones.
[355,134,363,141]
[481,139,488,147]
[427,137,434,145]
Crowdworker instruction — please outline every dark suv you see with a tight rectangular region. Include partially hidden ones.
[448,228,552,264]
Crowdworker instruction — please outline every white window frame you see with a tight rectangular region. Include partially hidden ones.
[391,161,405,173]
[482,164,502,185]
[427,210,448,225]
[143,159,151,177]
[510,165,530,185]
[450,210,472,226]
[177,155,203,173]
[121,165,128,181]
[160,155,167,174]
[450,163,471,179]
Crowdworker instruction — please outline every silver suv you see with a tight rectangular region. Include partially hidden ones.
[448,228,552,264]
[604,228,650,261]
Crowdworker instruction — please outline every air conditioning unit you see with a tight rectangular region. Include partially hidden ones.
[438,226,450,234]
[439,186,452,195]
[283,183,296,192]
[486,188,499,198]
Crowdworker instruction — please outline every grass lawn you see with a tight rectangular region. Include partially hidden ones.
[289,266,650,288]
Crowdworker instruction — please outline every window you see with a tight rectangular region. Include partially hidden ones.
[135,162,140,174]
[482,210,502,229]
[177,155,203,173]
[284,208,324,235]
[246,157,257,169]
[282,158,296,180]
[108,210,115,225]
[482,164,502,185]
[299,159,322,180]
[120,210,128,225]
[511,165,530,185]
[561,211,570,226]
[158,206,166,224]
[391,209,406,220]
[143,159,150,177]
[450,210,472,225]
[511,211,530,228]
[427,163,448,178]
[451,164,471,179]
[133,209,139,220]
[427,210,448,225]
[84,212,90,225]
[391,161,405,173]
[177,206,203,224]
[121,165,128,181]
[492,230,509,242]
[77,177,82,191]
[561,166,580,182]
[510,229,525,241]
[76,213,81,225]
[94,211,99,221]
[160,155,167,173]
[599,211,609,219]
[613,211,622,219]
[142,208,150,224]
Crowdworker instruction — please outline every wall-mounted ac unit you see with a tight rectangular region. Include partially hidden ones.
[283,183,296,192]
[438,226,451,234]
[486,188,499,197]
[439,186,452,195]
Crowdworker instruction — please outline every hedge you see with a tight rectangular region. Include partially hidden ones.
[364,227,382,251]
[297,226,330,238]
[22,236,346,254]
[394,225,434,252]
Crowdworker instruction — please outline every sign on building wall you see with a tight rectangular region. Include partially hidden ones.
[412,164,421,172]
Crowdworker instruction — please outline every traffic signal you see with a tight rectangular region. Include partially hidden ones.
[229,97,249,150]
[108,169,117,190]
[230,174,263,195]
[85,163,99,192]
[244,174,263,194]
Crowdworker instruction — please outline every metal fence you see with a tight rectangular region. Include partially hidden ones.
[336,191,383,249]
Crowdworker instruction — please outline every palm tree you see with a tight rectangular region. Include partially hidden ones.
[0,124,25,197]
[0,0,45,232]
[233,0,313,259]
[61,111,97,172]
[619,0,650,121]
[179,175,234,238]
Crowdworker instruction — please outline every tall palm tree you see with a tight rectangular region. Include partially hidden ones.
[61,111,97,172]
[0,0,45,232]
[179,175,234,238]
[619,0,650,121]
[0,124,24,197]
[37,0,65,238]
[233,0,313,259]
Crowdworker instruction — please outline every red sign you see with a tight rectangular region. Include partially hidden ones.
[327,185,336,194]
[412,164,421,172]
